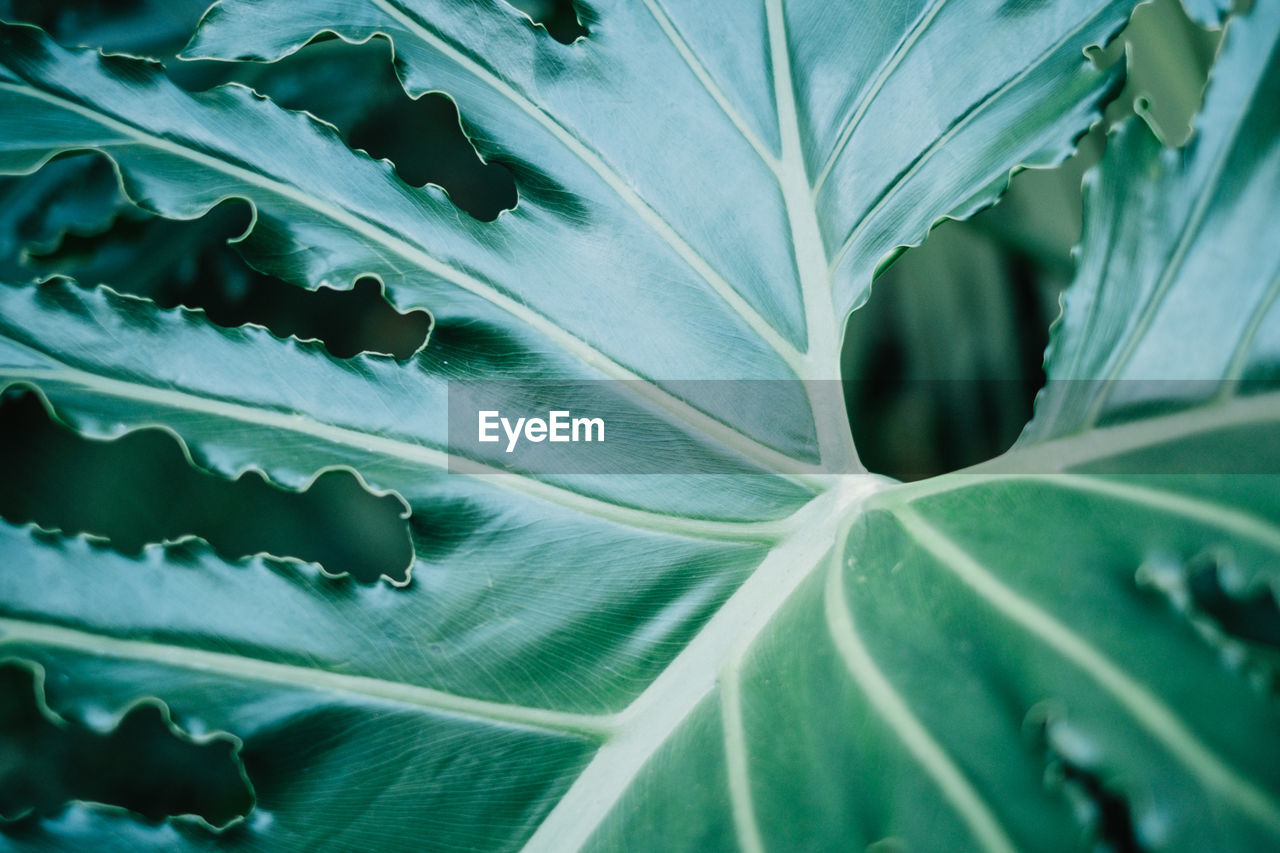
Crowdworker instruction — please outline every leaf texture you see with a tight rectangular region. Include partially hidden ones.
[1,0,1279,851]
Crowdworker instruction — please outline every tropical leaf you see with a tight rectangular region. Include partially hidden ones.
[1,1,1278,852]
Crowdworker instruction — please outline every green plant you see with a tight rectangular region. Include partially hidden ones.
[1,0,1278,850]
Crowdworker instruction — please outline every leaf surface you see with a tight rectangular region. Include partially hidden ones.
[2,1,1280,851]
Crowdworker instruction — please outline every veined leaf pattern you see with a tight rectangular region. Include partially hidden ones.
[0,0,1277,850]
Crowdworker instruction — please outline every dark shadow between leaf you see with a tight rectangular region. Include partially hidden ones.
[174,37,518,221]
[0,659,254,831]
[0,389,414,585]
[504,0,589,44]
[5,157,432,360]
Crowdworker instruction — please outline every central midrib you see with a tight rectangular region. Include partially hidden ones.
[520,476,883,851]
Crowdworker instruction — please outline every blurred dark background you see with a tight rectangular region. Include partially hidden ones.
[0,660,253,828]
[844,0,1220,479]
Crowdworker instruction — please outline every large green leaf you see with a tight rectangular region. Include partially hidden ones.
[1,0,1278,851]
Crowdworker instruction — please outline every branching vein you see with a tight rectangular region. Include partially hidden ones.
[894,506,1280,832]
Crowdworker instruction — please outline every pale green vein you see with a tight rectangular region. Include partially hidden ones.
[1046,475,1280,551]
[0,616,614,738]
[522,478,884,852]
[1084,35,1274,426]
[765,0,862,472]
[366,0,806,371]
[811,0,951,196]
[826,2,1112,277]
[0,83,592,378]
[895,505,1280,833]
[1003,391,1280,473]
[1221,261,1280,397]
[0,369,789,543]
[824,524,1017,853]
[0,79,812,478]
[873,390,1280,504]
[639,0,779,170]
[889,471,1280,554]
[721,663,766,853]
